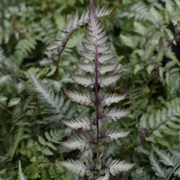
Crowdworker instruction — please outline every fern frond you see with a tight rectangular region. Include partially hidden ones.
[99,73,123,87]
[70,73,95,88]
[60,132,96,152]
[18,161,27,180]
[102,106,131,123]
[63,89,95,106]
[149,150,166,179]
[61,116,92,131]
[11,126,24,158]
[153,145,179,167]
[58,159,91,177]
[45,5,117,60]
[101,92,126,107]
[30,72,65,120]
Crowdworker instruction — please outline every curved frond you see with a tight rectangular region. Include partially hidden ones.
[60,133,96,152]
[63,89,95,106]
[70,73,95,88]
[99,72,123,88]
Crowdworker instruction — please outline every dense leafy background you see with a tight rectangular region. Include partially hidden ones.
[0,0,180,179]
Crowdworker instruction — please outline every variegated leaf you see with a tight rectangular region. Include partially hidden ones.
[109,160,135,176]
[98,53,116,63]
[63,89,95,106]
[106,129,131,141]
[61,117,91,131]
[98,63,119,75]
[101,92,126,106]
[99,72,123,87]
[70,73,95,88]
[103,106,131,123]
[76,62,95,73]
[80,51,95,61]
[60,133,96,152]
[58,159,90,177]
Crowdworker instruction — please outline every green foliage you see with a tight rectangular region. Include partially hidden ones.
[0,0,180,179]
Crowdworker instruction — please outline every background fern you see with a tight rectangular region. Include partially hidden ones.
[0,0,180,179]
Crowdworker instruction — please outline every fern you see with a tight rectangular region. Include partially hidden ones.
[59,0,135,178]
[18,161,27,180]
[30,72,76,122]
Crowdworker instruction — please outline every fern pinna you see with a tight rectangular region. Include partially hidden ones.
[59,1,135,179]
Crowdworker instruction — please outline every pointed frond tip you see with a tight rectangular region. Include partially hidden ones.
[70,73,95,88]
[63,89,95,106]
[61,116,92,131]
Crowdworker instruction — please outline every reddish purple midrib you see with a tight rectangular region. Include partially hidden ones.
[90,1,100,162]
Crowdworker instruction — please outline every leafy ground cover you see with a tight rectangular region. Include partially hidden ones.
[0,0,180,179]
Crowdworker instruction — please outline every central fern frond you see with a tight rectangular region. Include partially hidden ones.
[59,0,135,178]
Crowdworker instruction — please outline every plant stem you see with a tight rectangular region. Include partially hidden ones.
[167,162,180,180]
[0,102,16,118]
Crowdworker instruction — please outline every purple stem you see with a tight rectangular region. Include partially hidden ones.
[90,0,100,163]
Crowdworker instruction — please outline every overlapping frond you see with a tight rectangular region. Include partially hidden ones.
[70,73,95,88]
[30,72,65,120]
[101,92,126,106]
[99,72,123,88]
[60,132,96,152]
[61,117,92,131]
[63,89,95,106]
[102,106,132,123]
[45,5,117,61]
